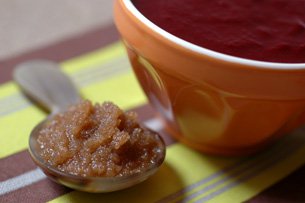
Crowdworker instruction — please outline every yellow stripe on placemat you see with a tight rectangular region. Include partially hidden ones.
[0,42,146,158]
[49,131,305,203]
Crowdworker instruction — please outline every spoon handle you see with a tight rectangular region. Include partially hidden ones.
[14,60,81,114]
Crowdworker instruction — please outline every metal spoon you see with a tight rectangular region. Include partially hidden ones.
[13,60,166,193]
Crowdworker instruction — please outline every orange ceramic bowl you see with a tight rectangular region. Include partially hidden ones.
[114,0,305,155]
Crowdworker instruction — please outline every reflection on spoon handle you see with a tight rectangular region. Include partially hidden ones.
[13,60,81,114]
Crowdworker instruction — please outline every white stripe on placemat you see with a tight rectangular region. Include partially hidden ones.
[0,168,46,195]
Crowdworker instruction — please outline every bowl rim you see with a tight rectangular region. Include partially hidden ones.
[121,0,305,70]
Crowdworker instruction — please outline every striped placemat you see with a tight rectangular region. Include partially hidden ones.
[1,42,305,203]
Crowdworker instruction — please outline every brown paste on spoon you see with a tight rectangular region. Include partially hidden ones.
[37,100,164,177]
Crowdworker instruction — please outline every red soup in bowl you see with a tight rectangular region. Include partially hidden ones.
[132,0,305,63]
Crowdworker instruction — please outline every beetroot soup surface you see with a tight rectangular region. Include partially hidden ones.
[132,0,305,63]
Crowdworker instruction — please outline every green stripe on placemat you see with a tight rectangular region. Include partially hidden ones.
[2,42,305,203]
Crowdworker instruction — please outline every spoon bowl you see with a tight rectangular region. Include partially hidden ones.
[14,60,166,192]
[29,119,165,192]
